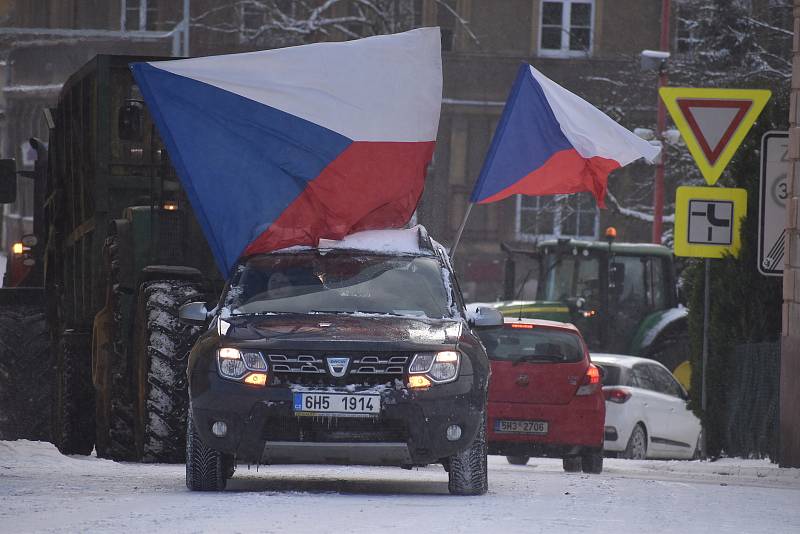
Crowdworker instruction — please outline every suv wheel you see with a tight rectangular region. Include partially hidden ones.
[581,451,603,474]
[447,413,488,496]
[562,456,581,472]
[506,455,529,466]
[185,411,234,491]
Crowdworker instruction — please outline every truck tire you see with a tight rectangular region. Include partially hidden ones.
[185,410,233,491]
[134,280,202,463]
[0,303,50,441]
[447,413,489,496]
[52,333,95,455]
[94,234,136,461]
[506,455,530,466]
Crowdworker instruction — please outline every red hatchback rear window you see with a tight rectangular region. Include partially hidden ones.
[477,325,585,363]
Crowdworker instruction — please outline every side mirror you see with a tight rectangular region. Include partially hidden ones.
[0,159,17,204]
[467,305,504,327]
[179,301,209,325]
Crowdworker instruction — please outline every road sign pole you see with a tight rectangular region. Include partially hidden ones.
[779,0,800,468]
[701,258,710,460]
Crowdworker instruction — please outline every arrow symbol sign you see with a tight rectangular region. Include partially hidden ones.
[660,88,771,185]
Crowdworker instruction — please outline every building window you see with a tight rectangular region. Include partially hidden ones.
[539,0,594,57]
[516,193,599,241]
[123,0,158,31]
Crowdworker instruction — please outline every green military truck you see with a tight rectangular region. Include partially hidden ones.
[0,55,222,461]
[494,235,689,375]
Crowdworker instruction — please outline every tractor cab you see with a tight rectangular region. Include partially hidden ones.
[497,233,681,360]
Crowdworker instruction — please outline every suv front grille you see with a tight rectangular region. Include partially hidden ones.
[267,352,411,378]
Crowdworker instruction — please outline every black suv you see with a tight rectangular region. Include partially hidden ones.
[180,227,500,495]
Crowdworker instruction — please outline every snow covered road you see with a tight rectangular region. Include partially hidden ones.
[2,440,799,534]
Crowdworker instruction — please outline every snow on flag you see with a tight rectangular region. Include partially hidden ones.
[470,64,660,207]
[130,28,442,275]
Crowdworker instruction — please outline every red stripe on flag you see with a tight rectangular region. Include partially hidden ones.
[243,141,435,255]
[476,149,619,208]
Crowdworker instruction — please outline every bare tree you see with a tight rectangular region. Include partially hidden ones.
[191,0,477,48]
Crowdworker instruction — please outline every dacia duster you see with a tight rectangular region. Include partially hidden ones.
[179,227,501,494]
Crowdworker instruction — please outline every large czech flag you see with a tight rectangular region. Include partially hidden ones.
[470,64,660,207]
[131,28,442,275]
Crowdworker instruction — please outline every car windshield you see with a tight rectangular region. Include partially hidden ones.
[594,362,621,385]
[476,325,584,363]
[225,251,452,319]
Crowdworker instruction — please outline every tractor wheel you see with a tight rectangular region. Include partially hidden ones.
[52,333,95,455]
[133,280,202,463]
[642,322,690,374]
[0,303,50,441]
[94,234,136,461]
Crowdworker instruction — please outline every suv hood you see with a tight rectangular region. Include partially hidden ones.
[219,313,463,350]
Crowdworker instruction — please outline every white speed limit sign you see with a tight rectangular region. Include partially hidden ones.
[758,131,789,276]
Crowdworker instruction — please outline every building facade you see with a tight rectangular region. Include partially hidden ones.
[0,0,663,297]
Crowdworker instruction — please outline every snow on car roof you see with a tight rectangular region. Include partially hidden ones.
[273,226,433,255]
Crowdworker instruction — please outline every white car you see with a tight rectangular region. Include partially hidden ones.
[592,353,702,460]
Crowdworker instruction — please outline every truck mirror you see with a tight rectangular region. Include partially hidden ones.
[118,100,144,142]
[179,301,209,325]
[0,159,17,204]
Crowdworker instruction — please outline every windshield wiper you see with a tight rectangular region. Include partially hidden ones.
[511,354,562,366]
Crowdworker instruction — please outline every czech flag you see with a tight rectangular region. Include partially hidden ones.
[470,64,660,207]
[130,28,442,275]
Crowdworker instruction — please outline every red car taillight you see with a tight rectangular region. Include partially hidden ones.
[575,364,601,396]
[603,388,632,404]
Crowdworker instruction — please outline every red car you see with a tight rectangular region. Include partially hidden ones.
[475,317,605,473]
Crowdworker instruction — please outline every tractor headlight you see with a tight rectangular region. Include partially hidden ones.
[217,348,268,383]
[408,351,460,385]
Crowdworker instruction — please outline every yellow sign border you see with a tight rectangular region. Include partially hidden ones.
[674,186,748,258]
[660,87,771,185]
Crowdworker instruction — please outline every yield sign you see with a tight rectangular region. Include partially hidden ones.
[659,87,771,185]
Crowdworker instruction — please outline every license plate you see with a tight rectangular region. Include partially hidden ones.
[293,392,380,416]
[494,419,548,435]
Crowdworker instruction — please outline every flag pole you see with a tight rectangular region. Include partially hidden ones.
[449,202,474,261]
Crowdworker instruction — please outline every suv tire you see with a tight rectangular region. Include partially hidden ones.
[506,455,530,466]
[185,411,233,491]
[134,280,202,462]
[447,413,488,496]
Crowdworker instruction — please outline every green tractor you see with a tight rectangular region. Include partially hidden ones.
[495,233,689,378]
[0,55,222,460]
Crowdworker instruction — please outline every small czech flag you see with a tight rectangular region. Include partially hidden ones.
[470,64,660,208]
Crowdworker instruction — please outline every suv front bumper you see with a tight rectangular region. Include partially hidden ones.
[189,370,484,466]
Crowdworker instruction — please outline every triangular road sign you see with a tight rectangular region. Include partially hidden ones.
[660,87,771,185]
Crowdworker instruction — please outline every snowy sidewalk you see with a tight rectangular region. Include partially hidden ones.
[2,440,799,533]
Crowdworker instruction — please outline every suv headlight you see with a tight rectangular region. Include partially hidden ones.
[217,348,268,384]
[409,351,460,384]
